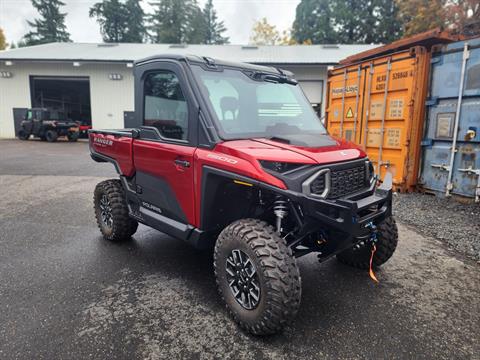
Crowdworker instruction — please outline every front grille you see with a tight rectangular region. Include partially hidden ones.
[329,165,366,198]
[309,163,367,199]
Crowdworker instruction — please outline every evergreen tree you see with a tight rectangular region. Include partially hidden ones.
[202,0,229,44]
[292,0,336,44]
[331,0,369,43]
[292,0,403,44]
[23,0,71,45]
[0,28,7,50]
[148,0,205,43]
[375,0,402,43]
[90,0,129,43]
[124,0,147,42]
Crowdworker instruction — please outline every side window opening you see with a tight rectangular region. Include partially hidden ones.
[143,71,188,141]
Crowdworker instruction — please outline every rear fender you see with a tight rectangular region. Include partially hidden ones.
[89,130,135,176]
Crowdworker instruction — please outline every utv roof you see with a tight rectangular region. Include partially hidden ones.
[135,54,290,75]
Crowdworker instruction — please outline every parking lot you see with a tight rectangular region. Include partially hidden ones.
[0,139,479,359]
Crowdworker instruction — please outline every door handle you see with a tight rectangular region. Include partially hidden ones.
[174,159,190,168]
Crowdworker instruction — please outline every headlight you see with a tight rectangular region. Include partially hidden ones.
[259,160,306,174]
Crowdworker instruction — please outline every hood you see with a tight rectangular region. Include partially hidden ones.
[215,134,365,165]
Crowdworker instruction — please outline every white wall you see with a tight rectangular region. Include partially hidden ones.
[280,65,328,118]
[0,61,134,138]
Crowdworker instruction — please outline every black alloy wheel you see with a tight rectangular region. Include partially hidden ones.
[99,194,113,229]
[225,249,261,310]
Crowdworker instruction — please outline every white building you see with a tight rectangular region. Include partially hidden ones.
[0,42,377,138]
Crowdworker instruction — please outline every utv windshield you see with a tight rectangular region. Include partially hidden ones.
[191,65,326,139]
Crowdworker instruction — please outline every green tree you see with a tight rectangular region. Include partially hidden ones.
[375,0,403,43]
[149,0,205,43]
[201,0,229,44]
[90,0,129,42]
[0,28,7,50]
[90,0,146,43]
[396,0,446,37]
[292,0,336,44]
[124,0,147,42]
[292,0,403,44]
[23,0,71,45]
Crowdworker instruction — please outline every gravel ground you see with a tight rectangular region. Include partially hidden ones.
[394,193,480,261]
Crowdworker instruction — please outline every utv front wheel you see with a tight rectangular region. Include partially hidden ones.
[214,219,301,335]
[45,130,58,142]
[94,179,138,242]
[18,129,29,140]
[337,216,398,269]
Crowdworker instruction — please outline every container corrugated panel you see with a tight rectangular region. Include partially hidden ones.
[326,46,430,191]
[419,37,480,202]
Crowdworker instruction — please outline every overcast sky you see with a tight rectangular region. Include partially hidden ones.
[0,0,300,45]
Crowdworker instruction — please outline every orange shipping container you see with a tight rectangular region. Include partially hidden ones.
[326,46,431,192]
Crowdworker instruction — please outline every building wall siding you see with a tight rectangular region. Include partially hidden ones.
[0,62,134,138]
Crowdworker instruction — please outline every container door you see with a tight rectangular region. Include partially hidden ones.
[359,48,428,191]
[420,40,480,201]
[326,65,365,144]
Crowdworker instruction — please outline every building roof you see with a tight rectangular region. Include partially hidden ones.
[0,42,380,65]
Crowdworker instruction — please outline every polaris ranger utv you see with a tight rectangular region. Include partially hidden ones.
[18,108,80,142]
[89,55,397,335]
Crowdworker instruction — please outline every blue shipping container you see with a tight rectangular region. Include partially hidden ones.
[420,38,480,202]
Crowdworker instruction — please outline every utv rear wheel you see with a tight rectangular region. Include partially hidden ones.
[337,216,398,269]
[45,130,58,142]
[18,129,29,140]
[94,179,138,242]
[214,219,301,335]
[67,132,79,142]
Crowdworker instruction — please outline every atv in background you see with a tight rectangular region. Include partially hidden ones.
[18,108,80,142]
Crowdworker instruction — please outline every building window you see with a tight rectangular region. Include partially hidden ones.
[143,71,188,141]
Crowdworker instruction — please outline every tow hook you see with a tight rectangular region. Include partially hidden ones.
[366,222,379,283]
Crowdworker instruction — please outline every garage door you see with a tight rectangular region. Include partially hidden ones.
[30,76,92,126]
[299,80,323,104]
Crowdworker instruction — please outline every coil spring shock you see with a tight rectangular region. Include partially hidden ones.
[273,197,288,234]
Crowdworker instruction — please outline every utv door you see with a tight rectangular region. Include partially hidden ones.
[23,110,34,134]
[32,109,43,135]
[132,61,198,236]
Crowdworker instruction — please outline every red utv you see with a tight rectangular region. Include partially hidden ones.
[89,55,398,335]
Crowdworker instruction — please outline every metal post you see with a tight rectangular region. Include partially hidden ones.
[339,68,347,137]
[377,58,392,175]
[363,64,374,149]
[353,65,361,141]
[446,42,470,197]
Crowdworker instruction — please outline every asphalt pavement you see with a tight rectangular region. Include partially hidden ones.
[0,139,479,359]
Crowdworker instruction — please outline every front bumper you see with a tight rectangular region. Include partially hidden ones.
[298,179,392,238]
[269,173,393,257]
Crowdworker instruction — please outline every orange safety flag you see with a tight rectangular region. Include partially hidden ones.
[369,244,379,283]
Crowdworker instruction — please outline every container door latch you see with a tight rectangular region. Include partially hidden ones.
[458,167,480,203]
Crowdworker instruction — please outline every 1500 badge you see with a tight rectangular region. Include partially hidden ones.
[207,153,238,164]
